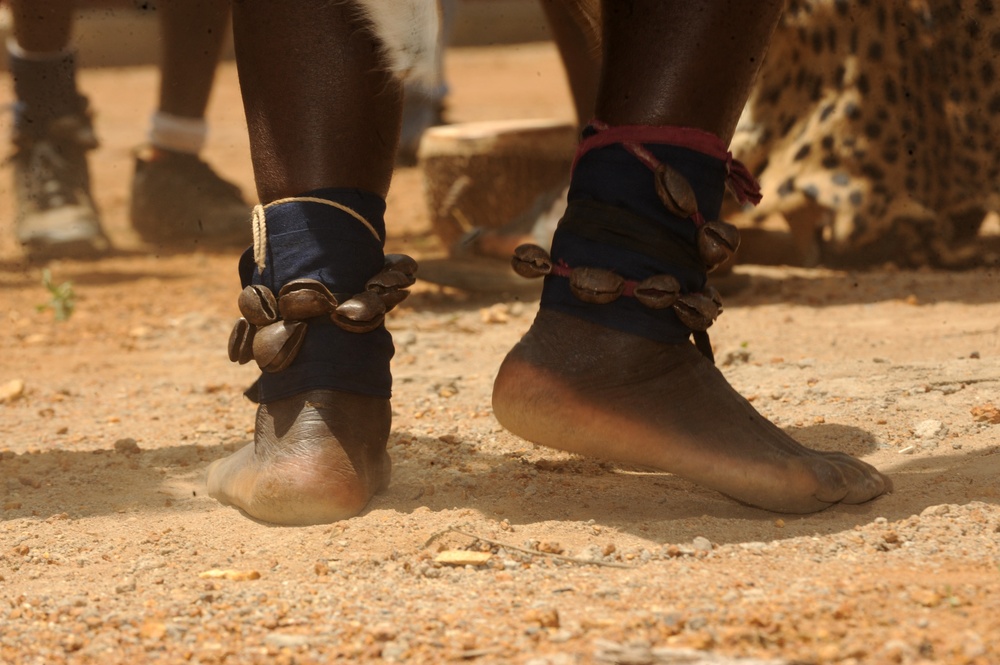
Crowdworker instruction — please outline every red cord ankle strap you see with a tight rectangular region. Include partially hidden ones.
[574,120,762,207]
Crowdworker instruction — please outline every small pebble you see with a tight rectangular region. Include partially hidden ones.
[971,403,1000,424]
[0,378,25,403]
[396,331,417,348]
[921,504,951,517]
[913,419,947,439]
[371,622,397,641]
[113,438,141,455]
[198,569,261,581]
[480,304,509,324]
[692,536,713,553]
[434,550,492,566]
[115,578,136,593]
[265,633,309,649]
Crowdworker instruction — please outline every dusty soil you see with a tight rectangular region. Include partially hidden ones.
[2,44,1000,665]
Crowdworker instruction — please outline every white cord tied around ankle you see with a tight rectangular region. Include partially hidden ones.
[251,197,382,272]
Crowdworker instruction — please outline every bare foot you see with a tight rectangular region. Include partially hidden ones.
[493,310,889,513]
[206,390,391,525]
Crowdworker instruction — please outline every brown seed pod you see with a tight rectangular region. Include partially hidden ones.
[705,285,723,311]
[384,254,418,279]
[227,317,255,364]
[278,279,337,321]
[366,268,415,295]
[363,268,411,311]
[332,290,387,333]
[672,292,721,331]
[511,244,553,278]
[277,279,337,321]
[371,257,418,311]
[379,289,410,311]
[278,289,335,321]
[654,163,699,218]
[278,278,336,301]
[252,320,307,373]
[633,274,681,309]
[697,221,742,272]
[237,285,278,327]
[331,314,384,333]
[569,267,625,304]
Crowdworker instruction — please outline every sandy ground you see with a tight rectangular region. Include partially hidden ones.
[2,43,1000,665]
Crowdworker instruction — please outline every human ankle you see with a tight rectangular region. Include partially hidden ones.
[7,42,88,138]
[524,122,753,353]
[229,189,415,403]
[147,112,207,156]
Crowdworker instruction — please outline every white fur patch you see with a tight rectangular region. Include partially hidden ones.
[354,0,439,87]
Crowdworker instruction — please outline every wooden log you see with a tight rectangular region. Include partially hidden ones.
[418,119,577,251]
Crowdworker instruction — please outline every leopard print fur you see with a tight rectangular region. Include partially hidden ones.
[731,0,1000,268]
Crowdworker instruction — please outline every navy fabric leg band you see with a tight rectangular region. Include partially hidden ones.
[541,142,728,345]
[238,188,394,403]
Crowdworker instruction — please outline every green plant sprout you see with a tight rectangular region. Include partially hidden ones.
[37,269,76,321]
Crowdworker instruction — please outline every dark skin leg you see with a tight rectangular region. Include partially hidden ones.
[9,0,227,117]
[539,0,600,128]
[206,1,400,525]
[492,0,889,513]
[473,0,601,260]
[9,0,73,52]
[156,0,231,120]
[209,0,887,523]
[596,0,781,139]
[146,0,230,163]
[228,1,400,201]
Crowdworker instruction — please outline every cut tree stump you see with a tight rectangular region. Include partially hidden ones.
[418,119,577,251]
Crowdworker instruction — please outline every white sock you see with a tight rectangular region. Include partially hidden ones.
[147,111,207,155]
[6,37,75,61]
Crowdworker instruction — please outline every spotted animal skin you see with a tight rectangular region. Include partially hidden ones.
[731,0,1000,267]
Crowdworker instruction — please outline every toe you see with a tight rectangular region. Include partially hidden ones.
[840,465,888,505]
[804,456,850,505]
[820,452,888,504]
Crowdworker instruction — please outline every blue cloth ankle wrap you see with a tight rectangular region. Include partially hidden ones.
[541,141,728,345]
[238,188,394,403]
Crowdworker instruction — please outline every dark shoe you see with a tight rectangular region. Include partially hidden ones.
[129,147,250,246]
[13,113,109,259]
